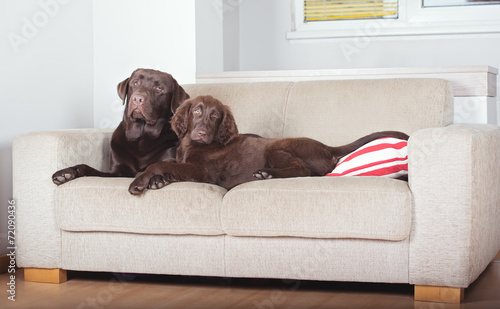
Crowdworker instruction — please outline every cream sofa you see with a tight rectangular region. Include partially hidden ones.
[13,78,500,303]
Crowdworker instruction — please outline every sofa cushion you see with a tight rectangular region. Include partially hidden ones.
[55,177,226,235]
[222,177,411,241]
[56,177,411,241]
[282,79,453,146]
[182,82,294,138]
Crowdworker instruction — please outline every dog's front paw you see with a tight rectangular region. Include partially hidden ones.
[148,174,169,190]
[129,173,171,195]
[253,170,273,180]
[129,173,150,195]
[128,183,146,195]
[52,166,81,185]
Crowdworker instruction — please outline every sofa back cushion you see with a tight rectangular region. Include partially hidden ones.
[182,82,294,138]
[183,78,453,145]
[283,79,453,145]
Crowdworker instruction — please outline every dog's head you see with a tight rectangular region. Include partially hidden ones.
[171,95,239,145]
[117,68,189,141]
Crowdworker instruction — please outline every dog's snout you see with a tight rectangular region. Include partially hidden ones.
[132,94,145,106]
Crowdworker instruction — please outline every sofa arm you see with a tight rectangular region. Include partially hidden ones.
[12,128,113,268]
[408,124,500,288]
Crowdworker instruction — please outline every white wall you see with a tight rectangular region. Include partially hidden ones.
[236,0,500,124]
[0,0,94,256]
[1,0,197,257]
[93,0,197,129]
[238,0,500,71]
[196,0,224,72]
[195,0,239,72]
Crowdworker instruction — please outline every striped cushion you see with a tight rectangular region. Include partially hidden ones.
[326,137,408,178]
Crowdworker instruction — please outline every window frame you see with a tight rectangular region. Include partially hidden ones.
[287,0,500,39]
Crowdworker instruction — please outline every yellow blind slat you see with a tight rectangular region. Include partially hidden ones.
[304,0,398,22]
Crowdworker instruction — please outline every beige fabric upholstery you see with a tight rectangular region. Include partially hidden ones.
[60,232,408,283]
[408,124,500,287]
[222,177,411,240]
[62,231,225,277]
[183,79,453,145]
[56,176,410,240]
[62,231,408,283]
[56,177,226,235]
[12,129,112,268]
[225,236,409,283]
[12,78,500,290]
[283,79,453,145]
[182,82,294,138]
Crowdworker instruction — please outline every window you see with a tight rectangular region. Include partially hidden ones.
[303,0,399,22]
[288,0,500,39]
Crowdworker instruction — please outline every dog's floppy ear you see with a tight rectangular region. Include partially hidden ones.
[216,105,239,145]
[117,77,130,105]
[169,76,190,113]
[171,99,192,138]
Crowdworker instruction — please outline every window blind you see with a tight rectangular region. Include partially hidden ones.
[304,0,399,22]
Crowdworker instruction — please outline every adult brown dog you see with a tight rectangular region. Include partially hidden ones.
[128,95,409,195]
[52,68,189,185]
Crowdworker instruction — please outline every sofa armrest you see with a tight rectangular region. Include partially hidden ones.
[12,128,113,268]
[408,124,500,288]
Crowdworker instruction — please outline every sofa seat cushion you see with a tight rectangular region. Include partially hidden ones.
[222,177,411,241]
[55,177,226,235]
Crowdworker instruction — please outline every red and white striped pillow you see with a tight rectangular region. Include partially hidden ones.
[326,137,408,178]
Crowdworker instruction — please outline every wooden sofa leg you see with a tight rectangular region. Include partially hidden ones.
[414,285,464,303]
[24,268,67,284]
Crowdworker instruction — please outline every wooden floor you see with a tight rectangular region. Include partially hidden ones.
[2,254,500,309]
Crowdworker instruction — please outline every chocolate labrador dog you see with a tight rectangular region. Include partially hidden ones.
[128,95,409,195]
[52,68,189,185]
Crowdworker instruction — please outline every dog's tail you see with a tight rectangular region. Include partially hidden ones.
[329,131,409,163]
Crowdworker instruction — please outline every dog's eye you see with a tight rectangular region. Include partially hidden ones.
[193,108,201,115]
[155,86,163,92]
[133,81,140,86]
[211,113,219,119]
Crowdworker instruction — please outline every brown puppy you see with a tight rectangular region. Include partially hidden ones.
[128,95,409,195]
[52,68,189,185]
